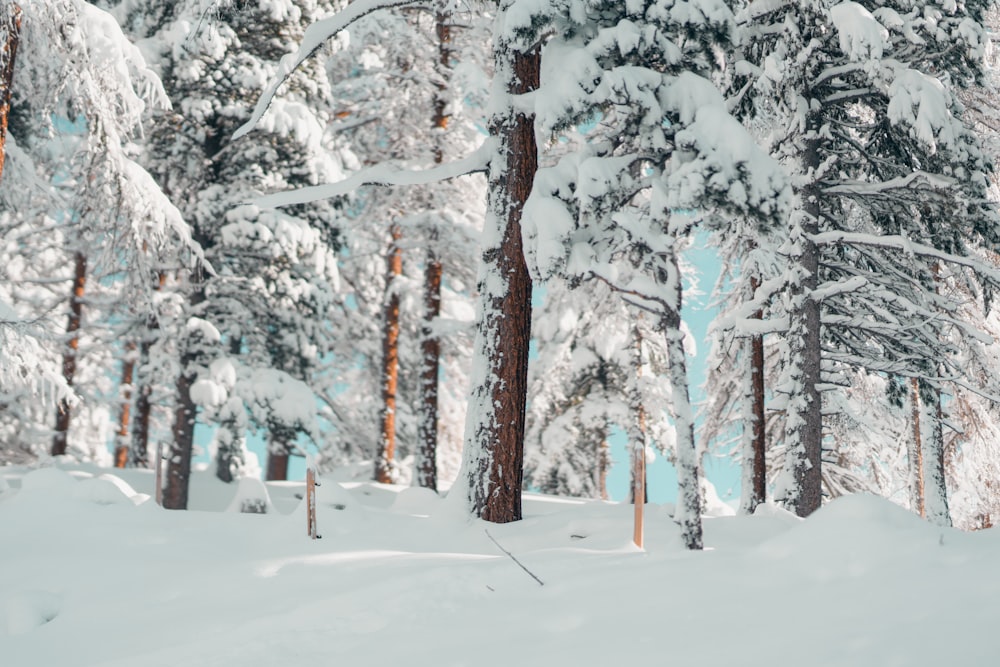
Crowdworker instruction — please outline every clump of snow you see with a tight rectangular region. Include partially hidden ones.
[830,2,889,61]
[225,477,275,514]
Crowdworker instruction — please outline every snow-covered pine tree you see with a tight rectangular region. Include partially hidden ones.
[526,278,673,499]
[517,0,788,548]
[732,0,1000,520]
[113,0,350,506]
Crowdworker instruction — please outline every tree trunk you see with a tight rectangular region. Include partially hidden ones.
[374,225,403,484]
[662,251,703,550]
[458,19,538,523]
[215,336,245,483]
[131,272,166,468]
[909,377,926,517]
[51,251,87,457]
[266,440,290,481]
[921,387,951,527]
[113,342,137,468]
[740,273,767,514]
[417,251,442,490]
[163,283,205,510]
[0,4,22,183]
[415,14,451,492]
[778,137,823,518]
[597,433,609,501]
[628,323,647,547]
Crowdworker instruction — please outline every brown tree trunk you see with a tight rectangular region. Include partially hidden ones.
[131,272,167,468]
[416,14,452,492]
[597,434,609,501]
[0,5,22,183]
[51,252,87,457]
[417,252,442,490]
[909,377,926,517]
[163,283,205,510]
[374,225,403,484]
[741,273,767,513]
[266,441,290,481]
[462,41,539,523]
[113,342,137,468]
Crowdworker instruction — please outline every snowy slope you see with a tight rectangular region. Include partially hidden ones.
[1,465,997,666]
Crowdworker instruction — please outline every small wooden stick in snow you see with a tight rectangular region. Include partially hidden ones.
[484,529,544,586]
[306,468,319,539]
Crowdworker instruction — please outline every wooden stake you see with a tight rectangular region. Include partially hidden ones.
[306,468,318,539]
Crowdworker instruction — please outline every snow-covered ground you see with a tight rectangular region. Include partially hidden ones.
[2,464,997,666]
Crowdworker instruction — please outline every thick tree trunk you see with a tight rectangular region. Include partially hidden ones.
[415,14,451,492]
[375,225,403,484]
[909,377,926,517]
[458,22,538,523]
[921,387,951,527]
[417,252,442,490]
[0,4,22,183]
[163,284,205,510]
[266,437,291,481]
[113,342,137,468]
[51,252,87,457]
[778,137,823,518]
[740,274,767,514]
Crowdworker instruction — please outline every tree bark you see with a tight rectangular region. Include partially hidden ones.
[458,23,538,523]
[51,252,87,457]
[417,251,442,490]
[629,323,647,547]
[163,283,205,510]
[131,272,167,468]
[374,225,403,484]
[921,387,951,527]
[778,136,824,518]
[113,342,137,468]
[740,273,767,514]
[0,4,22,183]
[266,443,290,481]
[909,377,926,517]
[416,14,451,492]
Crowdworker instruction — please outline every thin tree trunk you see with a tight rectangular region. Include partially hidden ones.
[375,225,403,484]
[51,251,87,457]
[163,283,205,510]
[778,136,824,518]
[131,272,166,468]
[416,14,451,492]
[113,342,137,468]
[0,4,22,183]
[458,22,538,523]
[922,387,951,527]
[663,250,703,550]
[740,273,767,514]
[629,323,647,548]
[909,377,926,517]
[597,432,609,501]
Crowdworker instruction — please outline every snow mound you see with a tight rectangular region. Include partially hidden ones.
[9,468,142,507]
[225,477,274,514]
[1,590,60,637]
[391,486,442,516]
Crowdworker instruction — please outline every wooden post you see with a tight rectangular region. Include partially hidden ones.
[306,468,318,539]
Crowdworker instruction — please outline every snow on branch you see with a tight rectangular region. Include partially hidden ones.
[811,231,1000,283]
[254,140,493,209]
[233,0,423,140]
[822,171,956,196]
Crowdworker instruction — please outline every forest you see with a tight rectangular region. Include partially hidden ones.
[3,0,1000,548]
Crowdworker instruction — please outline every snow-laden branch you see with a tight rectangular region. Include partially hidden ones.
[822,170,956,196]
[811,230,1000,282]
[233,0,422,140]
[254,140,493,209]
